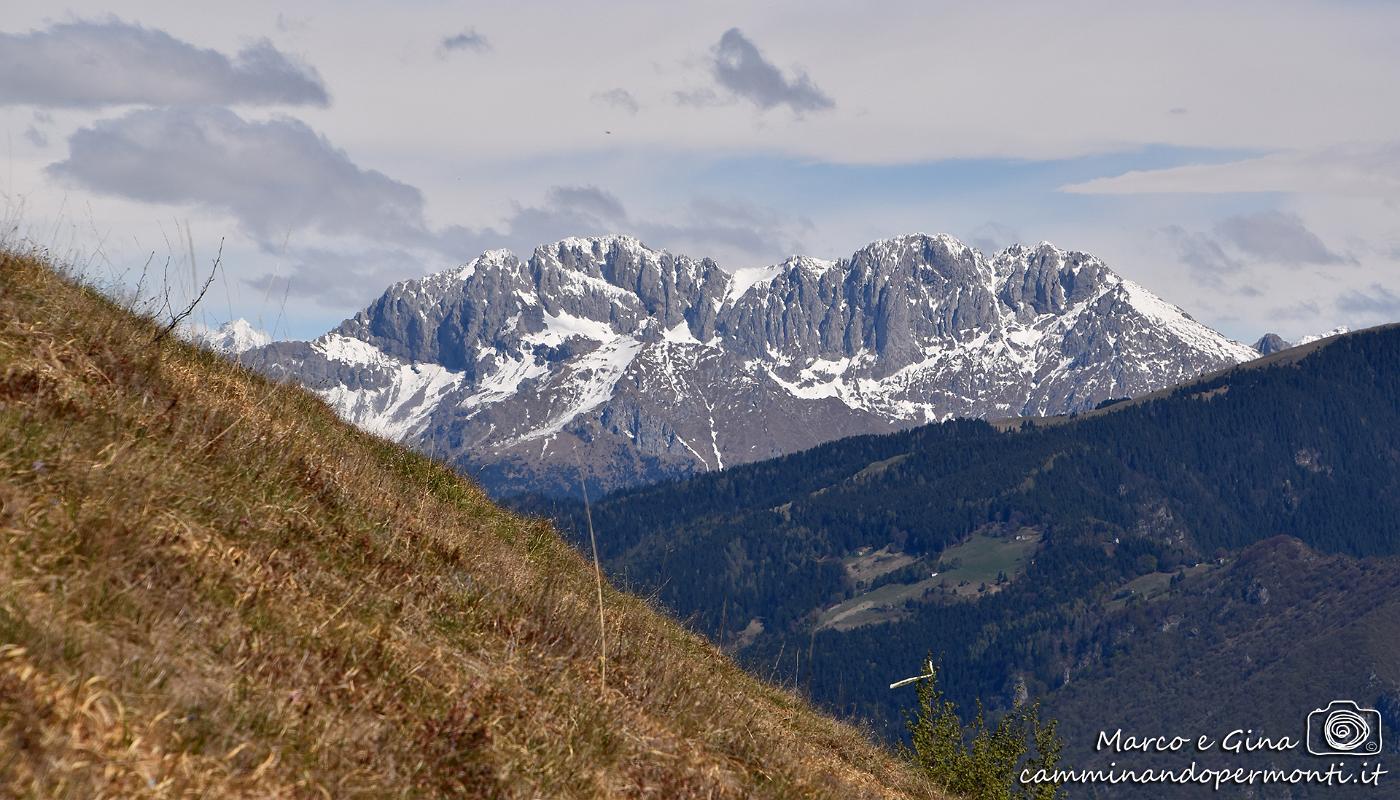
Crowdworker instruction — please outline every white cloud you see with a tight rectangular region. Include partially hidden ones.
[5,0,1400,342]
[15,0,1386,167]
[1062,144,1400,198]
[301,0,1399,165]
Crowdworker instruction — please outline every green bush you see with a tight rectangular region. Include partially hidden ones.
[902,662,1064,799]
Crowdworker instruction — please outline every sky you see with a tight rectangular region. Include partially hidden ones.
[2,1,1399,343]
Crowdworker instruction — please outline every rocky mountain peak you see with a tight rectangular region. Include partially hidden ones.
[1252,333,1291,355]
[993,243,1119,319]
[243,231,1262,497]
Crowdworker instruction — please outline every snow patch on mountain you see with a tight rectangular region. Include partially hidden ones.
[506,336,644,445]
[311,334,466,440]
[461,354,549,412]
[1296,326,1351,346]
[724,264,787,304]
[662,321,703,345]
[1119,281,1260,363]
[529,311,617,345]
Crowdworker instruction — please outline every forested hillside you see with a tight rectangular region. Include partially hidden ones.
[525,326,1400,754]
[1049,536,1400,797]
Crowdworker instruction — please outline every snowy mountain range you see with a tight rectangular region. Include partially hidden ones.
[192,318,272,356]
[236,233,1262,497]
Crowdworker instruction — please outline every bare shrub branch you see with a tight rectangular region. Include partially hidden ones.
[153,238,223,344]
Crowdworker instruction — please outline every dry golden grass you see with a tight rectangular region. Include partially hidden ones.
[0,250,938,799]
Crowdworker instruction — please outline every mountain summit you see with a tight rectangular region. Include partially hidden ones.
[193,318,271,355]
[243,233,1259,496]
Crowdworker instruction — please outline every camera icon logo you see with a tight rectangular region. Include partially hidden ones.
[1307,700,1383,756]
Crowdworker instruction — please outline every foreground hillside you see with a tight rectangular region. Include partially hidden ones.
[0,250,934,798]
[530,324,1400,761]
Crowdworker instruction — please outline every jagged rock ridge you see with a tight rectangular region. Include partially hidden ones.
[241,233,1260,497]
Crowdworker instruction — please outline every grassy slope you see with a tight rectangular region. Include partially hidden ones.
[0,251,935,799]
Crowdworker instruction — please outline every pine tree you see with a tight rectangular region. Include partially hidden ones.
[902,660,1065,799]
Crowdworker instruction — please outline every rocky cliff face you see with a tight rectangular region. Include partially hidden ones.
[240,233,1260,497]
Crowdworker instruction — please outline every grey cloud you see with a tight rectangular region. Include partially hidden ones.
[674,87,728,108]
[592,88,639,114]
[968,222,1022,255]
[707,28,833,113]
[1336,283,1400,317]
[1162,211,1352,283]
[1214,210,1351,265]
[23,110,52,147]
[48,107,427,244]
[275,14,312,34]
[252,182,807,307]
[0,20,328,108]
[543,185,627,222]
[638,196,811,259]
[1161,224,1243,280]
[640,218,783,257]
[245,244,429,309]
[246,182,804,306]
[441,186,805,269]
[684,195,777,229]
[435,185,628,260]
[496,186,628,247]
[440,29,490,54]
[1270,300,1321,320]
[46,101,799,304]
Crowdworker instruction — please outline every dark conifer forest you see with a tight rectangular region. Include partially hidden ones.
[518,326,1400,756]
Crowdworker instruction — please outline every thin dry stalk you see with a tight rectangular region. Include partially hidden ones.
[575,455,607,691]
